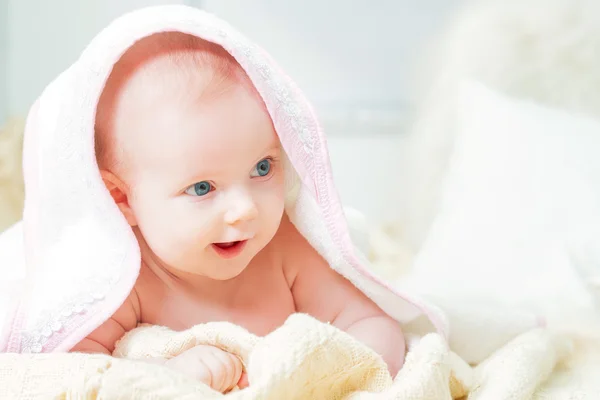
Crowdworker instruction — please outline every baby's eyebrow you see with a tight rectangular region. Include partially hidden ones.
[266,146,281,155]
[262,143,281,155]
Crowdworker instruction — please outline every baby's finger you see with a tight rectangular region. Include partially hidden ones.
[195,357,215,388]
[214,349,242,392]
[238,371,249,389]
[204,350,229,393]
[228,353,243,391]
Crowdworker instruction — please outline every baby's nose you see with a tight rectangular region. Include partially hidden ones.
[223,190,258,225]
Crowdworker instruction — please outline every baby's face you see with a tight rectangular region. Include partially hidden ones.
[116,74,285,280]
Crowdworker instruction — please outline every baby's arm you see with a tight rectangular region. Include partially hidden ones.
[70,292,140,354]
[285,233,405,376]
[70,291,246,392]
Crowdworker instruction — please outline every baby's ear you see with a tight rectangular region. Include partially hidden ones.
[100,170,138,227]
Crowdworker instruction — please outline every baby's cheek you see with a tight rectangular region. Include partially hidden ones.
[173,208,220,250]
[148,225,201,269]
[134,200,181,248]
[259,191,285,231]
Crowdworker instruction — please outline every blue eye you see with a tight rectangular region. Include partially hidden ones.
[185,181,213,197]
[252,159,271,177]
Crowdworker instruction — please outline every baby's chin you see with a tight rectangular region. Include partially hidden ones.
[165,260,248,282]
[185,253,253,281]
[203,266,248,281]
[203,259,249,280]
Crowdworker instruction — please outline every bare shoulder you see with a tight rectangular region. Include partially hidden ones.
[276,214,384,325]
[70,289,140,354]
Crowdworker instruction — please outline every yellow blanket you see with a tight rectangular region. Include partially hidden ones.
[1,313,591,399]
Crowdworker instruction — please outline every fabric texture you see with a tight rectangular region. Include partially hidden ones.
[1,313,591,400]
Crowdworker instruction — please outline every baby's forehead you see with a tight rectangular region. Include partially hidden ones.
[120,36,238,98]
[139,84,276,154]
[116,33,264,118]
[96,32,267,173]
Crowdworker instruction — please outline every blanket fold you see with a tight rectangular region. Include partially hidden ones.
[0,313,582,399]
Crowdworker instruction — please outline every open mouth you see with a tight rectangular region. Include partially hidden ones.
[211,240,247,259]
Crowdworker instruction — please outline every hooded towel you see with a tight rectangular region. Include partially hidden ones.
[0,5,447,353]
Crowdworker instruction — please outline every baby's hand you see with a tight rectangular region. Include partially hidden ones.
[164,345,247,393]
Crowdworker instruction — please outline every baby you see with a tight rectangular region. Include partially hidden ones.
[73,32,405,392]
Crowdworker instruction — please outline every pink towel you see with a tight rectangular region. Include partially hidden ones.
[0,5,447,353]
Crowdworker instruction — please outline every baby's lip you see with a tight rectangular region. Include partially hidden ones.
[215,234,255,244]
[213,240,242,247]
[211,240,247,259]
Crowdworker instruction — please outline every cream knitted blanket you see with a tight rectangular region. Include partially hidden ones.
[2,313,596,399]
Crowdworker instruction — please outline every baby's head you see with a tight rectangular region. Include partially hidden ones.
[95,32,285,280]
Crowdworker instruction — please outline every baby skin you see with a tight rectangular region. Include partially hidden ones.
[72,32,405,393]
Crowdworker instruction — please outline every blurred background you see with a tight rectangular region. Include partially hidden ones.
[0,0,461,226]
